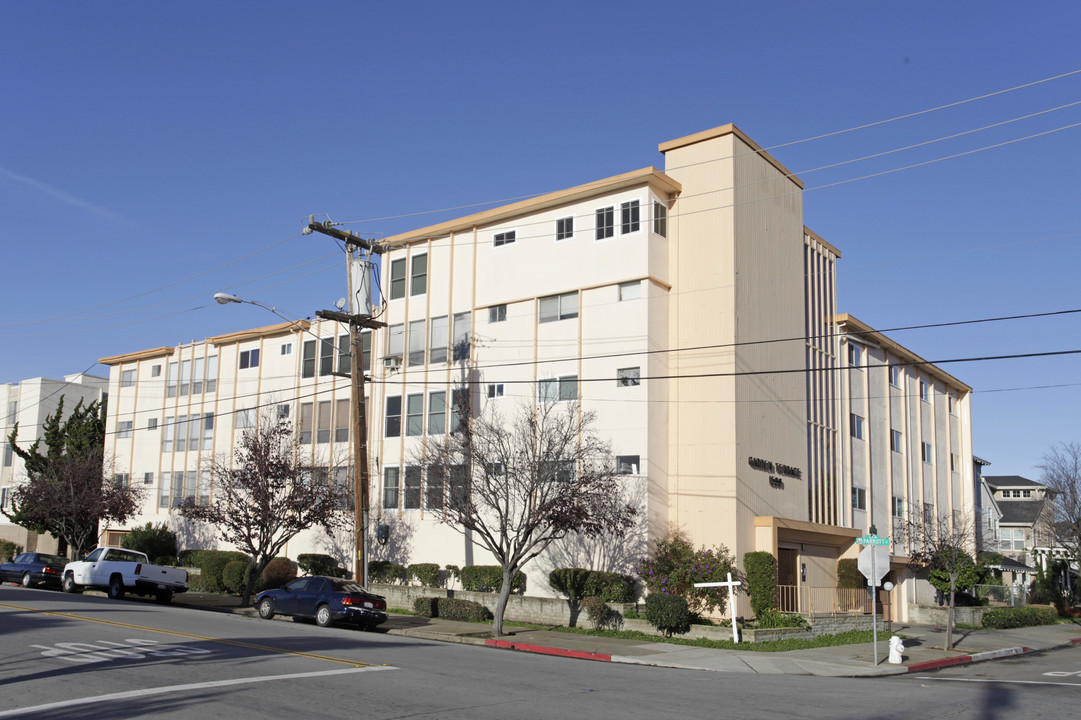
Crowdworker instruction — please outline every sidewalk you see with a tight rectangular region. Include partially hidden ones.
[174,591,1081,678]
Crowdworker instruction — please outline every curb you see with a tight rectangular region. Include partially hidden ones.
[486,638,611,663]
[908,645,1030,673]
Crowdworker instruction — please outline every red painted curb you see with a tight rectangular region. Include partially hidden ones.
[907,655,973,672]
[1069,638,1081,646]
[485,639,611,662]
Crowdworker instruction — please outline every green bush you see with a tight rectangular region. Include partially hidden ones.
[0,541,19,562]
[222,561,249,594]
[368,561,407,584]
[408,563,442,587]
[413,596,439,618]
[743,551,777,618]
[154,555,179,567]
[444,565,460,583]
[580,596,621,631]
[982,606,1059,629]
[460,565,526,594]
[434,598,493,622]
[549,568,591,602]
[261,557,296,589]
[638,533,736,615]
[121,523,178,562]
[297,554,339,576]
[178,549,205,567]
[583,571,636,603]
[643,593,691,637]
[837,558,864,589]
[755,609,806,629]
[198,551,249,593]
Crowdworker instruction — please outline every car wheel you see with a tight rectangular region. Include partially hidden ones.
[156,591,173,605]
[62,575,79,593]
[258,598,275,620]
[316,604,332,627]
[107,576,125,600]
[21,573,32,588]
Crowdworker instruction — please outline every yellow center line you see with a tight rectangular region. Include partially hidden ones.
[0,602,387,668]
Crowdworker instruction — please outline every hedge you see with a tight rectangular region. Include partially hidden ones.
[981,606,1059,629]
[583,571,636,603]
[837,558,864,589]
[198,551,249,593]
[297,554,341,577]
[643,593,691,637]
[743,551,777,618]
[369,561,407,584]
[408,563,442,587]
[222,561,249,594]
[460,565,526,594]
[412,596,492,622]
[261,557,296,589]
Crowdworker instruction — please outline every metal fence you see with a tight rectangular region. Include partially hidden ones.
[971,584,1027,607]
[776,585,869,617]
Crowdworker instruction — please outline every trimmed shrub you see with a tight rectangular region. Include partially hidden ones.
[549,568,591,602]
[178,549,205,568]
[837,558,864,589]
[243,564,267,595]
[982,606,1059,629]
[413,596,439,618]
[409,563,442,587]
[121,522,178,562]
[261,557,296,589]
[222,561,248,594]
[199,551,249,593]
[433,598,493,622]
[154,555,179,567]
[369,561,407,584]
[755,609,806,629]
[643,592,691,637]
[583,571,636,603]
[580,596,621,631]
[460,565,526,594]
[0,541,19,562]
[297,554,339,576]
[743,551,777,618]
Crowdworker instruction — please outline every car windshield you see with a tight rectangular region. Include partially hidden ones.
[39,555,67,565]
[331,579,367,593]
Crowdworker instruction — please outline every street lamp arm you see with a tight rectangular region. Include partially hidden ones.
[212,293,303,329]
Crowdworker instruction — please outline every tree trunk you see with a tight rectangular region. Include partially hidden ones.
[241,559,268,608]
[945,579,956,652]
[492,566,515,637]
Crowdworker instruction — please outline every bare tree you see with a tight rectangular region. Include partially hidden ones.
[422,397,637,636]
[902,509,978,651]
[178,414,351,606]
[1039,442,1081,576]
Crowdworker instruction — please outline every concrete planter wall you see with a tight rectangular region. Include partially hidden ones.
[908,604,987,627]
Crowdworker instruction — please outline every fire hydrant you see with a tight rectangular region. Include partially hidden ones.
[888,635,904,664]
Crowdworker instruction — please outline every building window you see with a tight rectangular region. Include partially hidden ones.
[450,388,469,433]
[118,421,133,439]
[556,217,573,241]
[540,460,575,483]
[385,397,402,438]
[382,467,399,510]
[114,473,130,489]
[179,360,191,397]
[151,364,161,378]
[192,357,204,394]
[316,401,332,444]
[848,343,863,368]
[618,281,641,301]
[890,429,902,452]
[281,342,293,355]
[407,319,426,367]
[159,472,171,508]
[299,402,313,444]
[1000,528,1025,552]
[388,323,405,364]
[621,200,640,234]
[920,380,931,402]
[239,349,260,370]
[162,417,174,452]
[406,394,423,436]
[850,413,864,440]
[337,334,351,375]
[889,364,901,387]
[538,375,578,403]
[1022,489,1032,498]
[318,337,335,376]
[539,292,578,323]
[426,465,445,511]
[143,472,154,486]
[488,304,507,323]
[3,444,13,467]
[206,355,217,393]
[404,466,422,509]
[948,394,956,414]
[301,340,316,378]
[429,316,448,365]
[121,369,136,387]
[335,399,350,443]
[922,441,933,463]
[493,230,516,247]
[360,330,372,373]
[389,258,406,300]
[487,383,504,398]
[595,206,614,240]
[148,418,158,431]
[428,391,446,435]
[411,254,427,296]
[166,362,178,398]
[851,487,867,511]
[202,413,214,450]
[616,455,640,474]
[892,496,904,517]
[617,367,640,387]
[653,201,667,237]
[452,313,471,361]
[236,408,255,429]
[950,453,959,472]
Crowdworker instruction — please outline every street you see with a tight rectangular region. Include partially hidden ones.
[1,584,1078,719]
[896,644,1081,700]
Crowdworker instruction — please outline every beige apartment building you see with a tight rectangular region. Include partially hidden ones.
[96,124,973,621]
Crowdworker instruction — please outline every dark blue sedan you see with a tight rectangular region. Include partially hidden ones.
[255,576,388,629]
[0,552,67,589]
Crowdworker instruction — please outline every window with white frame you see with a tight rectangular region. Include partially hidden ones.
[301,340,316,378]
[388,323,404,362]
[404,466,422,509]
[653,201,667,237]
[950,453,959,472]
[281,342,292,355]
[487,383,504,398]
[206,355,217,393]
[493,230,516,247]
[538,375,578,403]
[159,472,171,508]
[411,254,427,296]
[407,319,426,367]
[406,394,423,436]
[148,418,158,431]
[921,441,933,463]
[166,361,178,398]
[334,399,349,442]
[948,394,956,414]
[114,473,130,489]
[621,200,640,234]
[163,417,174,452]
[385,396,401,437]
[179,360,190,396]
[143,472,154,486]
[595,206,614,240]
[151,364,161,378]
[540,460,575,483]
[850,413,864,440]
[318,337,335,376]
[618,281,641,301]
[556,216,573,241]
[299,402,313,444]
[336,334,350,375]
[889,364,901,387]
[425,464,444,511]
[389,257,406,299]
[539,292,578,323]
[428,391,446,435]
[920,380,931,402]
[429,316,448,364]
[617,367,640,387]
[121,369,136,387]
[488,304,507,323]
[848,343,863,368]
[890,429,902,452]
[851,487,867,511]
[236,408,256,430]
[192,357,204,394]
[892,496,904,517]
[1000,527,1025,552]
[616,455,640,474]
[239,348,260,370]
[118,421,132,439]
[382,467,399,509]
[316,401,332,443]
[452,313,471,361]
[3,444,13,467]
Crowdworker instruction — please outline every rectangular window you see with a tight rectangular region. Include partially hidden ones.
[406,394,423,436]
[449,464,469,506]
[850,413,864,440]
[236,408,255,430]
[159,472,171,508]
[175,415,188,452]
[166,362,178,398]
[319,337,335,376]
[848,344,863,368]
[948,394,956,414]
[950,453,959,472]
[891,429,902,452]
[426,464,445,511]
[316,401,332,443]
[163,416,174,452]
[191,357,204,394]
[3,443,13,467]
[404,466,422,509]
[151,364,161,378]
[143,472,154,486]
[335,399,350,443]
[540,460,575,483]
[488,305,507,323]
[121,369,136,387]
[428,391,446,435]
[493,230,516,247]
[539,375,578,403]
[390,257,406,299]
[407,319,426,367]
[411,254,427,296]
[185,470,197,504]
[203,413,214,450]
[239,349,260,370]
[889,364,902,387]
[616,455,640,474]
[621,200,640,234]
[299,402,313,444]
[385,396,402,437]
[618,281,641,301]
[892,496,904,517]
[336,333,351,375]
[556,216,573,241]
[539,292,578,323]
[452,313,471,361]
[653,200,667,237]
[487,383,504,398]
[118,420,133,438]
[595,207,614,240]
[360,330,372,373]
[198,470,210,505]
[450,388,469,433]
[922,441,933,463]
[388,323,405,360]
[187,413,201,451]
[114,473,130,489]
[281,342,293,355]
[851,487,867,511]
[302,340,316,378]
[148,418,158,431]
[382,467,399,509]
[429,316,448,364]
[179,359,191,397]
[617,367,640,387]
[920,380,930,402]
[205,355,217,393]
[7,401,17,423]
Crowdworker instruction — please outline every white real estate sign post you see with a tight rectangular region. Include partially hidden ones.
[694,572,742,643]
[856,534,891,666]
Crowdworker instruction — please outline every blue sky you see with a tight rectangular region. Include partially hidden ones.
[1,1,1078,480]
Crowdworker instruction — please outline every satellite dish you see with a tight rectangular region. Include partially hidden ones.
[335,298,346,311]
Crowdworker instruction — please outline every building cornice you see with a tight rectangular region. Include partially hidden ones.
[98,347,175,366]
[207,321,311,346]
[659,123,804,189]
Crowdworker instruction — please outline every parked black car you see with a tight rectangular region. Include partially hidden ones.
[0,552,67,589]
[255,576,388,629]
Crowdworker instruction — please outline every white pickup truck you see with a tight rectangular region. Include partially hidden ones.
[63,547,188,604]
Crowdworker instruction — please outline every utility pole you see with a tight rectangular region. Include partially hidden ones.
[308,218,384,587]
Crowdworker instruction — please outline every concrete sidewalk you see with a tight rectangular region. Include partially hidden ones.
[173,591,1081,678]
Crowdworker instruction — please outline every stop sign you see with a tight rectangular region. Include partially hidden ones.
[857,545,891,586]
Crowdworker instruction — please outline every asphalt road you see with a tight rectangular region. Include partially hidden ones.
[1,585,1078,719]
[896,644,1081,700]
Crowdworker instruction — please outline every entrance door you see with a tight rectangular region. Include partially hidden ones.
[777,548,799,612]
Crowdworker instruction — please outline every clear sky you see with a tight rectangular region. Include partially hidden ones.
[1,1,1078,480]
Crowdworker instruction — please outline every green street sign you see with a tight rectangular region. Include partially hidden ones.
[857,534,890,546]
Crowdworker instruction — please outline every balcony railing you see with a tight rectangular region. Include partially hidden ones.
[776,585,874,617]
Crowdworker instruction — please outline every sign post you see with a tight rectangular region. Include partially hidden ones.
[694,572,742,643]
[856,534,891,666]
